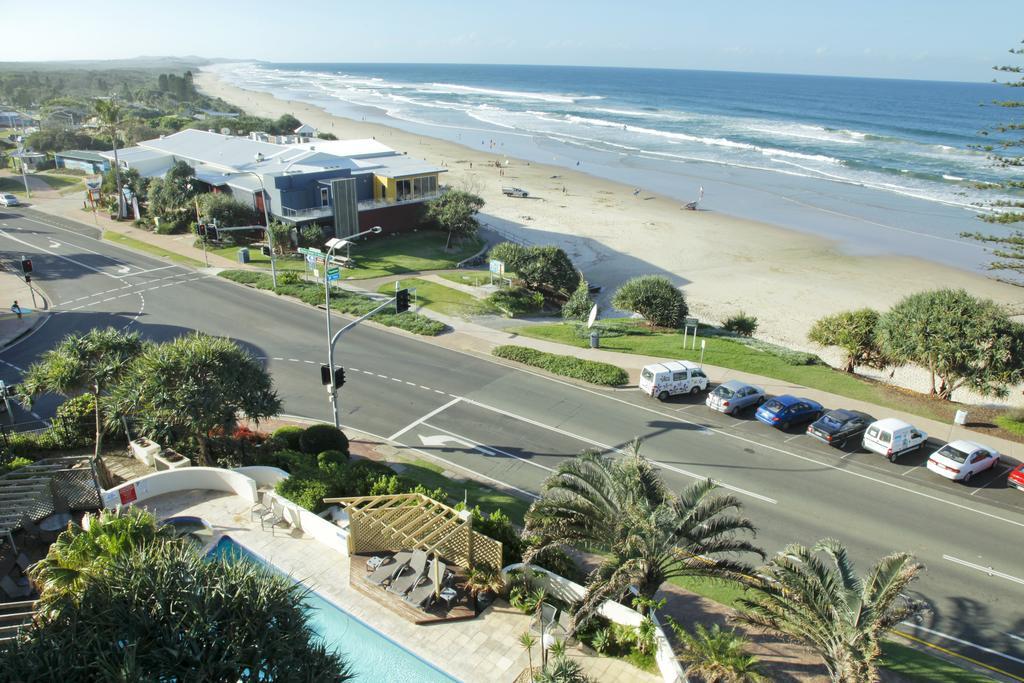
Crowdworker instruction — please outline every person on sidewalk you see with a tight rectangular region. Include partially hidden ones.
[10,301,21,319]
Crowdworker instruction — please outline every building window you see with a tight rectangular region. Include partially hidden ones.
[320,187,330,207]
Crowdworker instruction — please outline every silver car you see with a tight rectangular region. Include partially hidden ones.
[0,193,19,207]
[706,380,765,415]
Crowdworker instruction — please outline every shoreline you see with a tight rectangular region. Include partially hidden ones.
[195,70,1023,404]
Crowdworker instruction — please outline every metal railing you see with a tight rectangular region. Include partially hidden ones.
[357,190,443,211]
[280,205,335,219]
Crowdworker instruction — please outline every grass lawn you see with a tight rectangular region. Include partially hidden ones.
[397,458,531,524]
[339,231,482,279]
[377,277,495,316]
[0,176,27,195]
[35,173,83,192]
[518,320,952,422]
[439,271,492,287]
[208,245,308,271]
[102,232,205,267]
[668,575,749,610]
[880,640,997,683]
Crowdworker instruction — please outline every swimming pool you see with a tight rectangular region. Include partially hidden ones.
[210,536,459,683]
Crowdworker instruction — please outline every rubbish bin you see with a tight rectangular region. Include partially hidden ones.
[237,247,250,264]
[589,331,599,349]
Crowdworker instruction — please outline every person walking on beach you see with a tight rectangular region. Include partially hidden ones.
[10,301,21,319]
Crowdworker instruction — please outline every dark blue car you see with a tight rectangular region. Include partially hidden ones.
[755,395,824,430]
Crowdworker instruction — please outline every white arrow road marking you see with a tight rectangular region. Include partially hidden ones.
[419,423,552,472]
[48,240,60,249]
[117,265,132,274]
[387,397,462,442]
[417,433,493,454]
[942,555,1024,586]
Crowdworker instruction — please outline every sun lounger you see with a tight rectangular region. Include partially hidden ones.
[387,549,428,596]
[261,500,290,534]
[1,575,31,600]
[367,550,413,586]
[405,558,445,608]
[250,492,273,520]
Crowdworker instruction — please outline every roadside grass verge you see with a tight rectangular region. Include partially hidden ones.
[396,458,531,524]
[0,177,26,195]
[879,640,997,683]
[995,411,1024,437]
[518,320,951,421]
[439,271,491,287]
[492,344,628,386]
[376,277,496,316]
[219,269,446,336]
[36,173,84,192]
[102,232,205,267]
[208,245,307,271]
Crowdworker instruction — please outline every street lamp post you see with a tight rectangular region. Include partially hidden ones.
[324,226,382,428]
[226,170,278,290]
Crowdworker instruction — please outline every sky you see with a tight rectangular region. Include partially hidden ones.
[4,0,1022,82]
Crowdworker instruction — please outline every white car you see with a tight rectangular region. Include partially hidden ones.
[639,360,709,400]
[0,193,19,207]
[926,440,999,482]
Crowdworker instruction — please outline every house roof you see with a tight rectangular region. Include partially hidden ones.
[55,150,107,163]
[289,138,395,159]
[294,123,316,135]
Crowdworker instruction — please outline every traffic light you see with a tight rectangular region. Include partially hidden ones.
[395,288,410,313]
[20,258,32,274]
[197,223,207,237]
[320,365,346,388]
[208,225,219,240]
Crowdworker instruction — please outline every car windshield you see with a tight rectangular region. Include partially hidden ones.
[820,413,844,429]
[713,386,735,399]
[763,399,783,411]
[641,369,654,382]
[937,445,971,463]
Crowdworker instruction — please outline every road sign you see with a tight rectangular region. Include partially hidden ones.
[489,259,505,276]
[326,267,340,282]
[298,247,324,257]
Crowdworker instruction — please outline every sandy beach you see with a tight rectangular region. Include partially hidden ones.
[195,70,1023,403]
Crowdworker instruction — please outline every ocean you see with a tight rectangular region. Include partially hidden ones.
[210,62,1019,270]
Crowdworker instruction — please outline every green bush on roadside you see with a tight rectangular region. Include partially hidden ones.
[487,287,544,317]
[995,410,1024,436]
[272,426,304,451]
[299,424,349,455]
[722,311,759,337]
[275,476,329,513]
[317,449,349,468]
[492,345,628,386]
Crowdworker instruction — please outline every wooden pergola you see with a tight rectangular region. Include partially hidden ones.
[324,493,502,570]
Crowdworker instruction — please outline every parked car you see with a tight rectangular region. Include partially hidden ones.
[639,361,709,401]
[1008,463,1024,492]
[862,418,927,461]
[706,380,765,415]
[501,187,529,197]
[754,395,823,429]
[807,409,870,447]
[926,440,1000,483]
[0,193,19,207]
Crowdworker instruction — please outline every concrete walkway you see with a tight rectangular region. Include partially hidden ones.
[0,268,49,351]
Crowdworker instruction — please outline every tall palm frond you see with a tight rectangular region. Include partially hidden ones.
[733,538,925,683]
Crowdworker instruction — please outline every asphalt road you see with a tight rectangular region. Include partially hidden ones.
[2,207,1023,679]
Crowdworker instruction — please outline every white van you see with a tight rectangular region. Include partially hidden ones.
[862,418,928,461]
[639,361,709,401]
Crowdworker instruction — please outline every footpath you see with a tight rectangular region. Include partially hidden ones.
[22,193,1024,462]
[0,265,48,352]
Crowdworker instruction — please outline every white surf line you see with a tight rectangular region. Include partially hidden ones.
[476,359,1024,529]
[900,622,1024,667]
[942,555,1024,586]
[0,229,122,279]
[419,422,556,473]
[461,397,778,505]
[387,397,462,442]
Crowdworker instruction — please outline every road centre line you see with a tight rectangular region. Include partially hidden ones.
[900,622,1024,667]
[388,397,462,442]
[0,229,121,279]
[460,397,778,505]
[420,421,555,473]
[943,554,1024,586]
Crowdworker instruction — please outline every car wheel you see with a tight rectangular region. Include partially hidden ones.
[658,391,669,401]
[963,470,974,483]
[690,386,700,396]
[780,421,790,430]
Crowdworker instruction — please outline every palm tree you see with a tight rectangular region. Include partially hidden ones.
[20,327,143,460]
[524,440,764,626]
[94,98,125,219]
[733,538,926,683]
[519,631,537,678]
[29,506,174,605]
[666,619,765,683]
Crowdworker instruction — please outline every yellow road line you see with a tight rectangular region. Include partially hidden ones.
[893,629,1024,682]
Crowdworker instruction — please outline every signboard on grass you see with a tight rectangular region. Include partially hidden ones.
[489,259,505,276]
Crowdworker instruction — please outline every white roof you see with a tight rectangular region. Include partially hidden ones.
[869,418,915,431]
[288,138,396,159]
[294,123,316,135]
[645,360,700,374]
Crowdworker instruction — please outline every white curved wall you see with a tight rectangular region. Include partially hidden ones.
[233,465,289,488]
[101,467,258,508]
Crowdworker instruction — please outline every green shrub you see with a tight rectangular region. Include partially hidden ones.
[317,449,349,468]
[1,457,32,474]
[279,271,303,285]
[466,507,524,565]
[272,426,304,450]
[611,275,687,328]
[492,345,628,386]
[722,311,759,337]
[530,544,583,584]
[339,460,395,497]
[275,477,328,513]
[274,449,316,476]
[488,241,529,272]
[299,425,349,455]
[730,337,822,366]
[369,473,402,496]
[562,279,593,322]
[53,393,96,448]
[487,287,544,317]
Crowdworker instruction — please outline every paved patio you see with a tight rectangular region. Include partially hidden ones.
[139,489,659,683]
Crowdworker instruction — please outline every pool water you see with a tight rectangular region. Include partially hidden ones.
[210,536,458,683]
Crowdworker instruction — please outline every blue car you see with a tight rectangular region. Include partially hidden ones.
[755,395,823,430]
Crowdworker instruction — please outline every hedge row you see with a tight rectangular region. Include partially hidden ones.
[492,345,628,386]
[219,270,446,336]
